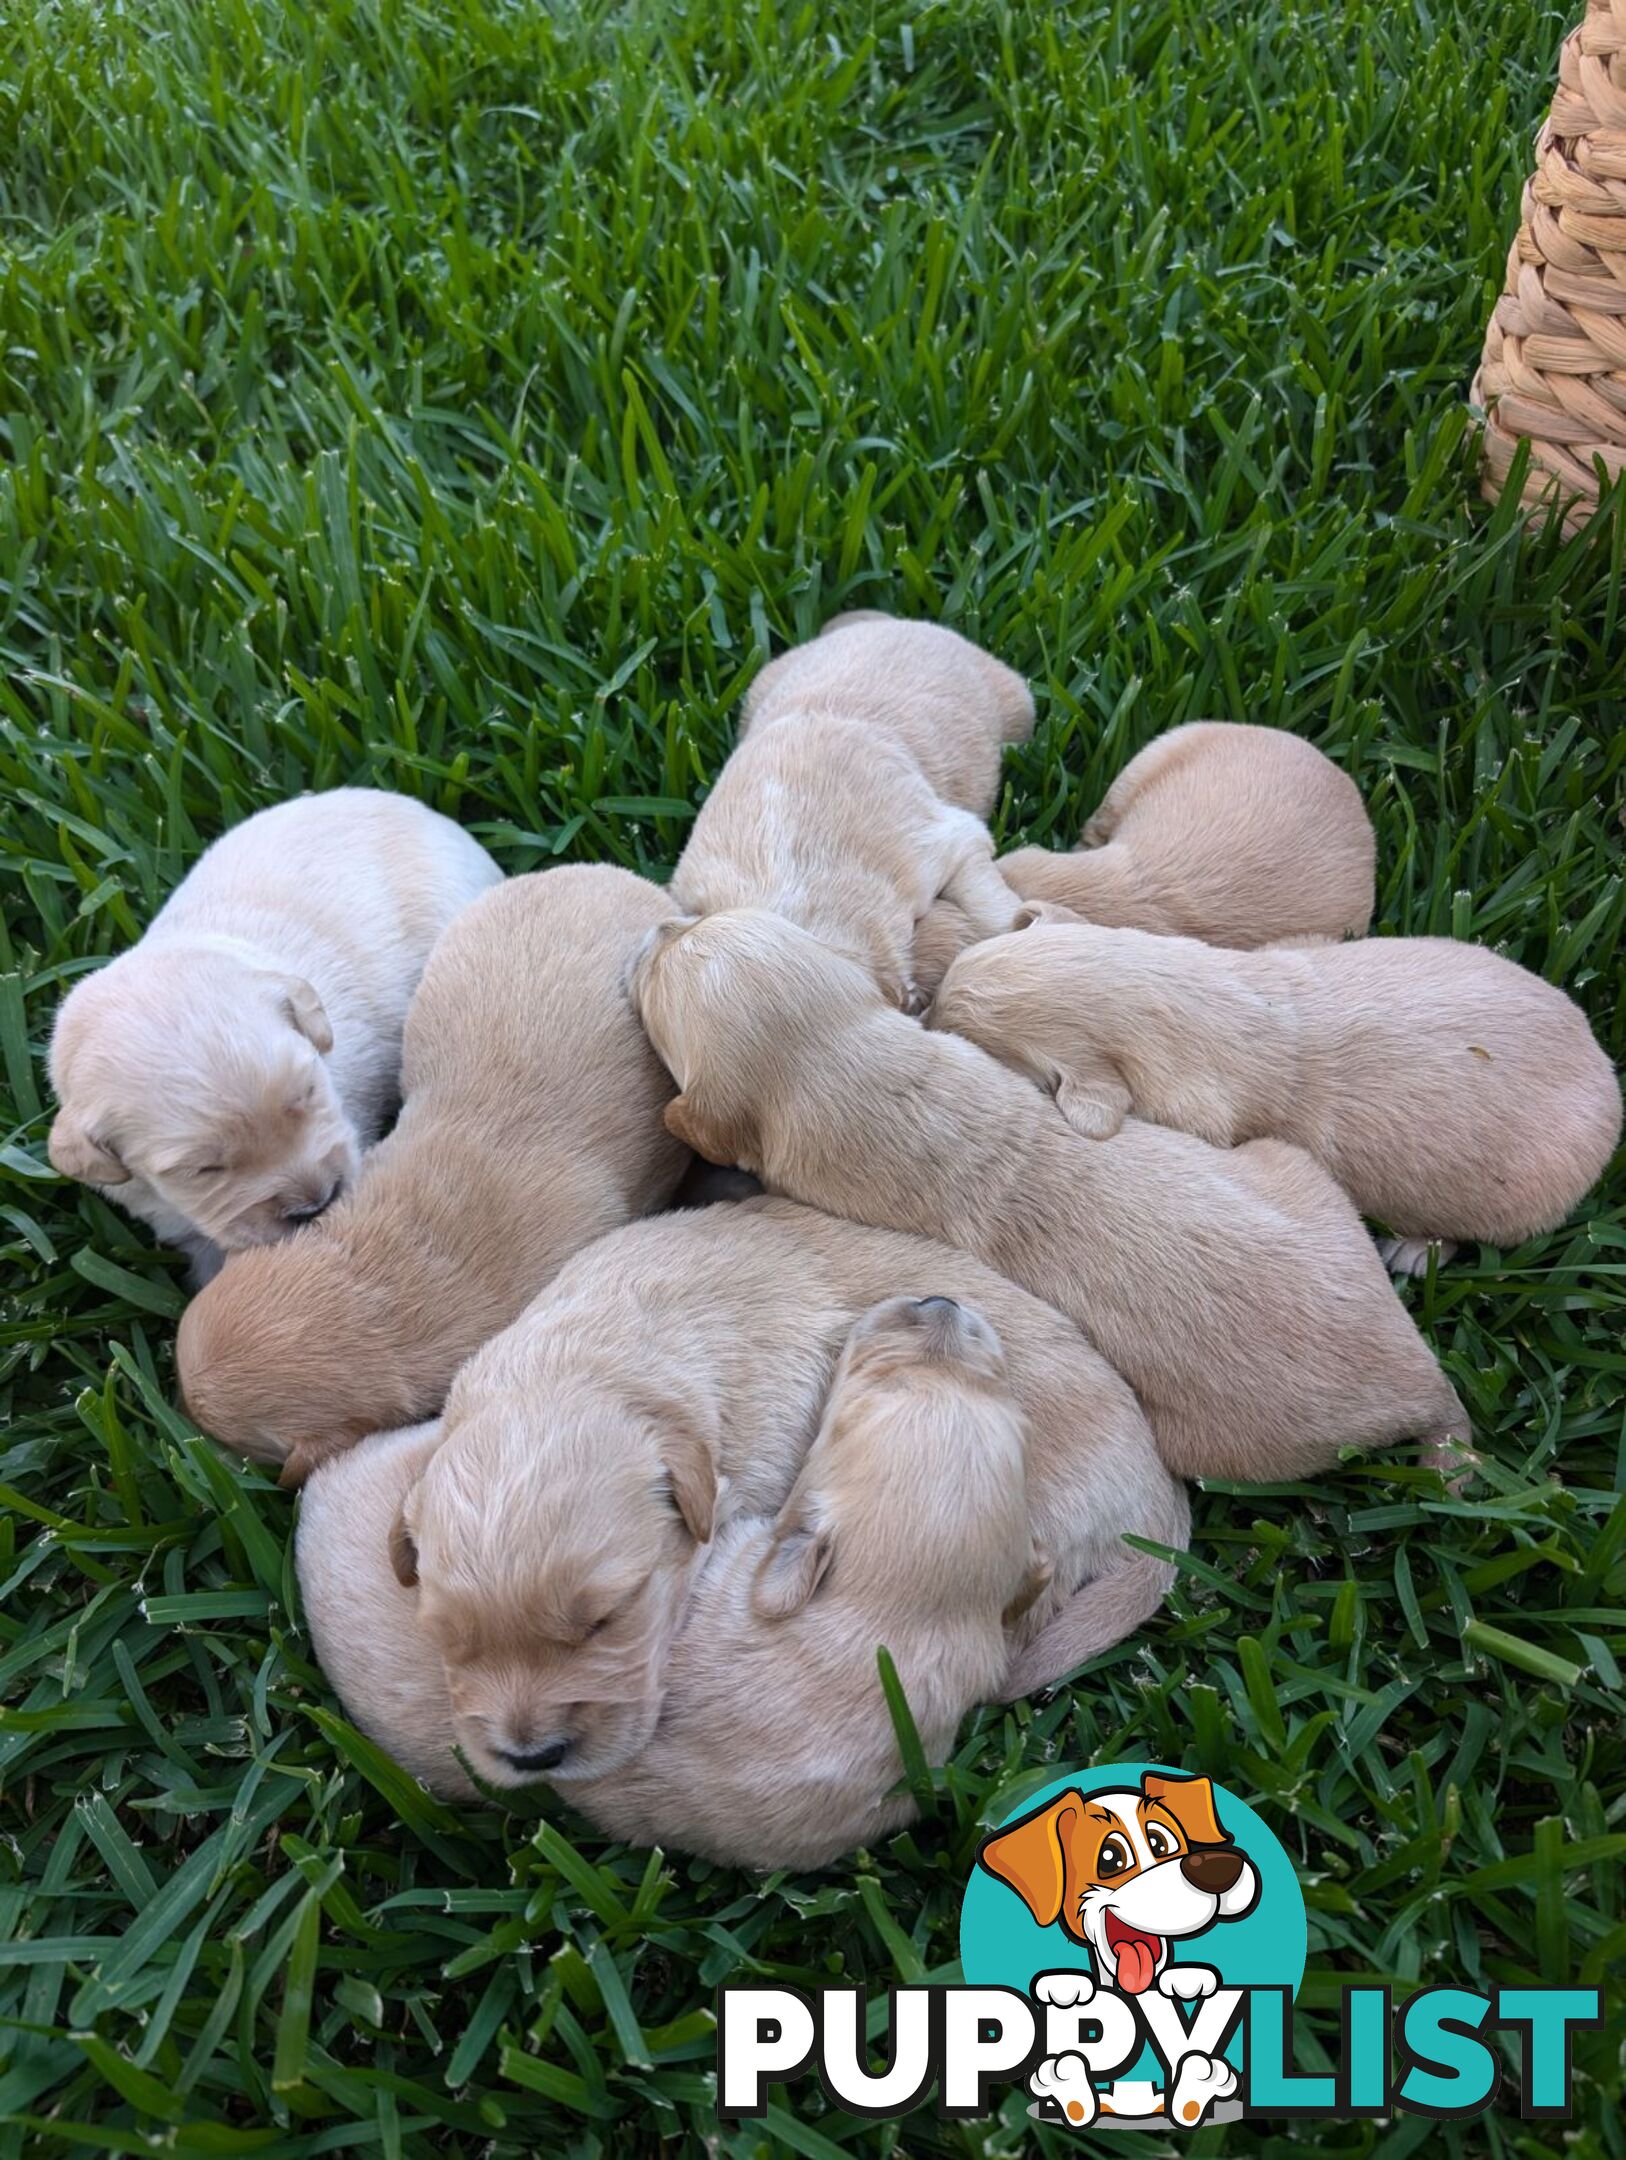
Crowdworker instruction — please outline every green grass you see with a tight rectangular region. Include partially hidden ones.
[1,0,1623,2151]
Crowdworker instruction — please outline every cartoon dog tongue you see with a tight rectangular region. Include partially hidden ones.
[1106,1918,1161,1993]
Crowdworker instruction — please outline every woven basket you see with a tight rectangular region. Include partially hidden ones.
[1474,0,1626,532]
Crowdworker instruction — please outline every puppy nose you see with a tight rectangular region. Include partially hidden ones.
[499,1737,572,1775]
[913,1296,960,1316]
[283,1179,341,1224]
[1180,1848,1243,1894]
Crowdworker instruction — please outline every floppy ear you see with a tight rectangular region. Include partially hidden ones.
[751,1524,834,1620]
[277,975,333,1054]
[976,1790,1085,1926]
[389,1497,421,1588]
[664,1092,758,1170]
[653,1408,720,1544]
[1142,1772,1229,1847]
[1013,899,1083,930]
[48,1110,129,1186]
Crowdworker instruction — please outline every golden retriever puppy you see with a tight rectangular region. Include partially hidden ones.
[48,789,501,1276]
[635,909,1470,1485]
[739,612,1035,817]
[386,1196,1184,1789]
[176,866,688,1481]
[999,722,1375,947]
[301,1293,1181,1865]
[933,918,1623,1271]
[674,615,1031,1007]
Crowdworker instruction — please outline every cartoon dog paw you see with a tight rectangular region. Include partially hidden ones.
[1157,1963,1219,2003]
[1030,2051,1098,2129]
[1033,1969,1096,2009]
[1167,2051,1238,2128]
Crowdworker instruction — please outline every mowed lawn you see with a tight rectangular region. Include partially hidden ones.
[1,0,1623,2152]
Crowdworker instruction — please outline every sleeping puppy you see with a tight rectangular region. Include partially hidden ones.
[301,1293,1156,1868]
[48,789,501,1277]
[739,611,1036,817]
[385,1196,1184,1789]
[176,865,688,1481]
[634,908,1470,1485]
[933,916,1623,1269]
[999,722,1375,947]
[674,615,1030,1007]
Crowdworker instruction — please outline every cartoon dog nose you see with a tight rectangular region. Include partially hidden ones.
[1181,1848,1244,1894]
[499,1737,572,1775]
[283,1179,341,1224]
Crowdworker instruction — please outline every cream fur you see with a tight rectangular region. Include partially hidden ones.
[675,614,1031,1006]
[176,865,689,1479]
[934,919,1622,1249]
[48,788,501,1274]
[389,1196,1184,1791]
[635,908,1469,1484]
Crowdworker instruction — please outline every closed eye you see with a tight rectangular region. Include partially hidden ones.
[585,1579,651,1636]
[193,1163,227,1178]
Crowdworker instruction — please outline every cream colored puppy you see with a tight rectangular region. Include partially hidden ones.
[176,866,688,1481]
[739,611,1036,816]
[1004,721,1375,946]
[301,1293,1181,1865]
[387,1197,1184,1788]
[933,917,1623,1268]
[49,789,501,1275]
[674,615,1031,1007]
[635,909,1470,1485]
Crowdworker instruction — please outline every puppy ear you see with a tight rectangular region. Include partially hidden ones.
[664,1092,757,1170]
[389,1496,421,1588]
[1013,899,1082,930]
[277,976,333,1054]
[47,1110,129,1186]
[1142,1771,1230,1847]
[751,1524,834,1620]
[976,1790,1086,1926]
[657,1415,720,1544]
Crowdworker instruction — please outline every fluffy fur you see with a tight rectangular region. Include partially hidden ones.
[934,916,1623,1254]
[673,613,1031,1006]
[300,1277,1185,1865]
[384,1196,1184,1790]
[1000,722,1374,944]
[49,789,500,1275]
[635,908,1470,1483]
[176,865,689,1480]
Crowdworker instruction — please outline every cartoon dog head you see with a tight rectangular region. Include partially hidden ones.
[977,1774,1260,1995]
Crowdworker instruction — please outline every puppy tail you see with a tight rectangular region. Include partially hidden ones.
[996,1504,1188,1704]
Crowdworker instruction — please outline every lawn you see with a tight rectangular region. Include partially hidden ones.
[1,0,1623,2152]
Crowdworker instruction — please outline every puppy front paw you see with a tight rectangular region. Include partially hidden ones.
[1030,2051,1098,2128]
[1054,1077,1131,1140]
[901,979,932,1018]
[1166,2051,1237,2127]
[1376,1235,1459,1278]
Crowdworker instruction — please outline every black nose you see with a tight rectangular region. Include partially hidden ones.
[914,1296,960,1316]
[284,1180,341,1224]
[499,1738,571,1775]
[1181,1848,1243,1894]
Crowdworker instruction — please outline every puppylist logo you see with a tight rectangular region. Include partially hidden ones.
[718,1763,1601,2128]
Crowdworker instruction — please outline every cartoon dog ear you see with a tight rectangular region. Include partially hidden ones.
[275,974,334,1054]
[664,1092,758,1171]
[1142,1772,1229,1846]
[389,1496,421,1588]
[751,1524,834,1620]
[48,1109,130,1186]
[976,1791,1086,1926]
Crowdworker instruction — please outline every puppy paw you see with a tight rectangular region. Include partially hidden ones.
[1167,2051,1237,2128]
[1030,2051,1098,2128]
[1033,1968,1096,2009]
[1157,1963,1219,2003]
[901,979,932,1019]
[1376,1235,1459,1278]
[1054,1078,1130,1140]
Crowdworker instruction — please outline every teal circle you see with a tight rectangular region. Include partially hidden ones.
[960,1762,1306,2081]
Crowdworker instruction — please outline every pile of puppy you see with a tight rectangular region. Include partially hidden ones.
[49,616,1620,1870]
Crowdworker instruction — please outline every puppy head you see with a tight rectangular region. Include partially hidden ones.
[753,1295,1037,1628]
[50,945,356,1247]
[396,1379,720,1788]
[632,907,879,1169]
[928,922,1083,1075]
[177,1234,413,1470]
